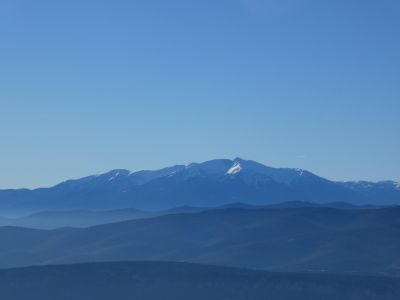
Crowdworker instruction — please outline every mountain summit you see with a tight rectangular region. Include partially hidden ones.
[58,158,322,187]
[0,158,399,213]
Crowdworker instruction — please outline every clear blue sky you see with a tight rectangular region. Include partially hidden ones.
[0,0,399,188]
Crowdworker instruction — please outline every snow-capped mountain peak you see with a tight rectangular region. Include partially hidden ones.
[2,158,400,212]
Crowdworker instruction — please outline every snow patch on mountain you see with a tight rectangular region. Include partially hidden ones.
[109,172,121,181]
[295,168,304,176]
[226,163,242,175]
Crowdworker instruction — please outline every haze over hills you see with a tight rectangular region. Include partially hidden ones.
[0,160,398,298]
[0,208,156,229]
[0,158,399,214]
[1,205,400,275]
[0,201,386,229]
[1,261,399,300]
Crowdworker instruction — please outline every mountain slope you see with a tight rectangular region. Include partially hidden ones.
[0,158,399,213]
[0,208,155,229]
[2,261,399,300]
[1,206,400,274]
[0,202,375,229]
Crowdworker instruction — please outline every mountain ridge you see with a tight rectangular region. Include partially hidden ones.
[0,158,399,213]
[0,205,400,274]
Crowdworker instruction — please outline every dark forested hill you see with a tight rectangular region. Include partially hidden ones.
[1,261,399,300]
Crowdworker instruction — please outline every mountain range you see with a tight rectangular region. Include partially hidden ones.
[1,159,400,299]
[1,158,399,214]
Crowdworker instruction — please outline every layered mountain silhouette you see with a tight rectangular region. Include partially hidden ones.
[1,205,400,275]
[0,202,384,229]
[0,208,156,229]
[0,158,399,214]
[1,261,399,300]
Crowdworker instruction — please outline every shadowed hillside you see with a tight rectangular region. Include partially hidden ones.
[0,201,378,229]
[0,206,400,274]
[1,261,399,300]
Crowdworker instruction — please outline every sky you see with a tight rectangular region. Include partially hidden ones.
[0,0,399,189]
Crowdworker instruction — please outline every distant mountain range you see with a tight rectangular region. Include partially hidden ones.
[0,158,399,214]
[2,261,399,300]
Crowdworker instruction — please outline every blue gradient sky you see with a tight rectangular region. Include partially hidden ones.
[0,0,399,188]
